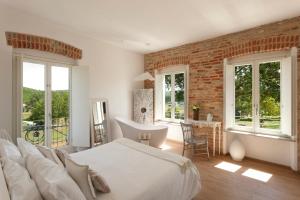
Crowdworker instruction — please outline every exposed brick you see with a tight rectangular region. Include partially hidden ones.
[145,16,300,168]
[5,32,82,60]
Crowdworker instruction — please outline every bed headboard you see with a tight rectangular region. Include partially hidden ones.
[0,164,10,200]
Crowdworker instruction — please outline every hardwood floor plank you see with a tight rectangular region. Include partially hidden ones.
[163,140,300,200]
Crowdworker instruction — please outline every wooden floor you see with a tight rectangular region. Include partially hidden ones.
[163,140,300,200]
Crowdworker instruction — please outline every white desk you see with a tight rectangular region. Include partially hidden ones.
[185,119,222,156]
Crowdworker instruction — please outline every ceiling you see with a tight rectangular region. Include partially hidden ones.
[1,0,300,53]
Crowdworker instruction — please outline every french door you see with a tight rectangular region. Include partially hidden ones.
[21,60,70,148]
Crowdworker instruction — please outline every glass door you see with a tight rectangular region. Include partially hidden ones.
[21,60,70,148]
[22,61,46,145]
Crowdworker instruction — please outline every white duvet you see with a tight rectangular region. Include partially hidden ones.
[70,138,201,200]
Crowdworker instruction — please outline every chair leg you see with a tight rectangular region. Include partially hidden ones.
[207,140,210,160]
[192,144,195,155]
[182,143,185,156]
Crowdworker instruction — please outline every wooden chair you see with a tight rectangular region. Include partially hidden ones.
[180,122,209,159]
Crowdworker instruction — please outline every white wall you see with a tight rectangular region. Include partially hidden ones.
[157,120,296,169]
[0,4,144,140]
[225,132,297,169]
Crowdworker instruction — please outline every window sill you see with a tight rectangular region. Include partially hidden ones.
[155,120,181,126]
[225,129,296,142]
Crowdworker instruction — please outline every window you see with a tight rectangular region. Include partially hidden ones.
[225,50,296,137]
[163,72,185,120]
[155,65,188,122]
[22,60,70,148]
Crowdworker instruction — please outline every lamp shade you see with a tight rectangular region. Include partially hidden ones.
[133,72,155,82]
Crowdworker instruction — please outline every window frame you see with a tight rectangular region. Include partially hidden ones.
[12,48,75,146]
[224,49,296,138]
[155,65,189,123]
[162,71,185,121]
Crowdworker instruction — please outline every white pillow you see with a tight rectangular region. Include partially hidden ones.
[1,158,42,200]
[0,139,23,164]
[26,154,87,200]
[17,138,43,158]
[37,145,64,168]
[55,148,70,167]
[65,158,96,200]
[0,129,13,142]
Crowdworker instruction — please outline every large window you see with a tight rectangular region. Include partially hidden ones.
[225,51,295,137]
[22,60,70,148]
[163,72,185,120]
[155,65,188,122]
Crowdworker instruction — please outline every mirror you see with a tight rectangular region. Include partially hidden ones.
[90,99,110,147]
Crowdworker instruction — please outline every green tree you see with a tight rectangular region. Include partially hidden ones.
[261,96,280,116]
[235,65,252,117]
[52,91,69,119]
[235,62,280,119]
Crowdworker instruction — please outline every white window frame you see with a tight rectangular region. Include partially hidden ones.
[155,65,189,123]
[12,49,75,146]
[224,48,297,138]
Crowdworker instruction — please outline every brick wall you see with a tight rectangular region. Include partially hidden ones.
[145,16,300,169]
[5,32,82,59]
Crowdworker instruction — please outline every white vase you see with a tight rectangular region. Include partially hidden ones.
[229,139,246,161]
[207,113,213,122]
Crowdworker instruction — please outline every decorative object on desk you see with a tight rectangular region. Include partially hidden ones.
[133,89,153,124]
[229,139,246,161]
[207,113,213,122]
[192,104,200,120]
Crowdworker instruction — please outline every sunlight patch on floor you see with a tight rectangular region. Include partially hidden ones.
[242,169,272,182]
[214,161,242,173]
[160,143,171,150]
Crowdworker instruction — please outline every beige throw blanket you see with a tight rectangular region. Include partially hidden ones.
[115,138,199,175]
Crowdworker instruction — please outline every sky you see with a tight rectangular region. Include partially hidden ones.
[23,62,69,91]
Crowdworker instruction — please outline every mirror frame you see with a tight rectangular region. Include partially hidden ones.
[89,98,111,147]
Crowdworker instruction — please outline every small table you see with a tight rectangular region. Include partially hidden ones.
[185,119,222,156]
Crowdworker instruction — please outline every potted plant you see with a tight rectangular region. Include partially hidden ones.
[192,104,200,120]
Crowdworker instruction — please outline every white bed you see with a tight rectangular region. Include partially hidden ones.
[70,138,201,200]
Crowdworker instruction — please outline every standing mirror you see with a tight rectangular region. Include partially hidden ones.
[90,99,110,147]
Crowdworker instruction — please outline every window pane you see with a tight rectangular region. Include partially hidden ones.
[235,65,253,127]
[259,62,280,129]
[51,66,70,148]
[22,62,46,145]
[164,74,171,118]
[175,73,184,119]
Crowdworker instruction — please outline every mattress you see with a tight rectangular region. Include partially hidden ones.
[70,138,201,200]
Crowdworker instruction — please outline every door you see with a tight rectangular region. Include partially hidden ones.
[21,60,70,148]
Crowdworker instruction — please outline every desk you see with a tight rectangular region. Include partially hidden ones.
[185,119,222,156]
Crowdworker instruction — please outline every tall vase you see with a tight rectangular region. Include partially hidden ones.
[229,139,246,161]
[193,109,199,120]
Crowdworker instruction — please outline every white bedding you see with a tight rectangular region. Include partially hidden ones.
[70,138,200,200]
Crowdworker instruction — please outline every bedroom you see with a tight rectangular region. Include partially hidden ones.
[0,0,300,200]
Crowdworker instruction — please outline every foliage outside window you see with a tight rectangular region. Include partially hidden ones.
[225,49,297,138]
[234,62,281,131]
[164,72,185,121]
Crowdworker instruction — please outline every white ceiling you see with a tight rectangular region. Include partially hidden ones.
[1,0,300,53]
